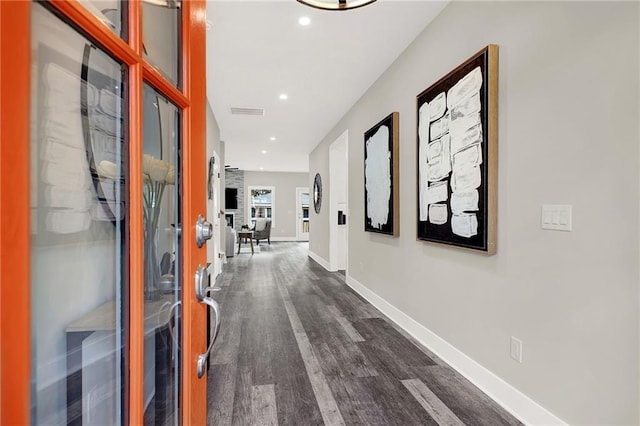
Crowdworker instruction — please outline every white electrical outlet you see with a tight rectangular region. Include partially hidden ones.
[510,336,523,363]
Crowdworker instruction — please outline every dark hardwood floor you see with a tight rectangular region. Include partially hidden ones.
[208,242,521,426]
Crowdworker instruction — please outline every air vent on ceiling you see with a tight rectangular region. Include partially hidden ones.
[230,107,264,116]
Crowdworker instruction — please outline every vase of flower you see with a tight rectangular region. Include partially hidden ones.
[143,154,175,301]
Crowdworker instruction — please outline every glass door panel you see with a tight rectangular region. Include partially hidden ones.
[30,3,127,424]
[79,0,126,39]
[142,0,181,87]
[142,84,182,425]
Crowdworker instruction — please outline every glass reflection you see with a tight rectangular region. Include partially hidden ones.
[79,0,126,39]
[143,0,181,86]
[142,84,182,425]
[30,3,126,424]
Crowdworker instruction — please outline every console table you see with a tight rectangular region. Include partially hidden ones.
[66,295,175,425]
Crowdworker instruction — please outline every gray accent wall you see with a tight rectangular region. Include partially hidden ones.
[308,2,639,424]
[225,169,245,230]
[244,171,309,240]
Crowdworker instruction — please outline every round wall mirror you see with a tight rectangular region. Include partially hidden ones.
[313,173,322,214]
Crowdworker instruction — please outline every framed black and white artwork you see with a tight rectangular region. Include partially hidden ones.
[416,45,498,254]
[364,112,399,236]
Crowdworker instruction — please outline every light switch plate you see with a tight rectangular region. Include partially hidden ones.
[541,205,572,231]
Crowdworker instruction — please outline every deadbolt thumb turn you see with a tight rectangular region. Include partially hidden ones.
[196,214,213,247]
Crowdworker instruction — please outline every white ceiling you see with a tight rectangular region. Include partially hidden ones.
[206,0,448,173]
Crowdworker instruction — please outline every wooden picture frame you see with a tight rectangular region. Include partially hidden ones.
[364,112,399,236]
[416,45,498,253]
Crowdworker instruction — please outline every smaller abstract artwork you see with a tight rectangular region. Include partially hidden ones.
[364,112,399,236]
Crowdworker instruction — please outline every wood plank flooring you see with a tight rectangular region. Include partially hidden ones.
[208,243,521,426]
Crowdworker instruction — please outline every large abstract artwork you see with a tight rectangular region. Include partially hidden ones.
[364,112,399,236]
[416,45,498,253]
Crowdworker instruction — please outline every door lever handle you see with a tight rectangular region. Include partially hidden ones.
[197,296,221,378]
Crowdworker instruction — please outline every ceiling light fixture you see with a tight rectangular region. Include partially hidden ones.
[296,0,376,11]
[270,136,277,141]
[279,93,288,100]
[298,16,311,26]
[261,150,268,154]
[259,167,264,171]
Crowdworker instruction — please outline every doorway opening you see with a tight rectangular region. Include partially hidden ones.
[296,187,310,241]
[329,130,348,272]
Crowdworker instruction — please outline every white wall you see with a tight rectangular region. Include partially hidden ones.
[244,171,309,240]
[309,147,330,259]
[308,2,639,424]
[329,132,348,271]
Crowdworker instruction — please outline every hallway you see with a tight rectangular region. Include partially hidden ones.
[207,243,520,425]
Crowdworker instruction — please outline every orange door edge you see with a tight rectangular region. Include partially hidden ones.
[181,0,209,423]
[0,1,31,424]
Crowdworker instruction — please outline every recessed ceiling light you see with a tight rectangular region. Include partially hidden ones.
[270,136,277,141]
[261,150,267,154]
[259,167,264,171]
[298,16,311,26]
[279,93,288,100]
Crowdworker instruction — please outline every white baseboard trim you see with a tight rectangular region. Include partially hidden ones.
[345,274,566,426]
[308,250,335,272]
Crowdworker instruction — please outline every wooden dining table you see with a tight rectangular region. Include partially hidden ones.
[237,230,254,254]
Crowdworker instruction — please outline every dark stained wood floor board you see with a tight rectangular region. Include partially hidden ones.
[230,366,253,426]
[276,276,344,425]
[207,363,236,426]
[327,305,365,342]
[208,243,522,426]
[273,368,325,426]
[354,318,437,367]
[413,366,521,426]
[289,290,378,379]
[290,292,338,333]
[304,321,379,380]
[322,375,395,426]
[211,290,249,365]
[251,384,278,426]
[345,376,439,426]
[402,379,465,426]
[310,276,383,321]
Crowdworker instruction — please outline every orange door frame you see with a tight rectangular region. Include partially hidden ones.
[0,0,208,423]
